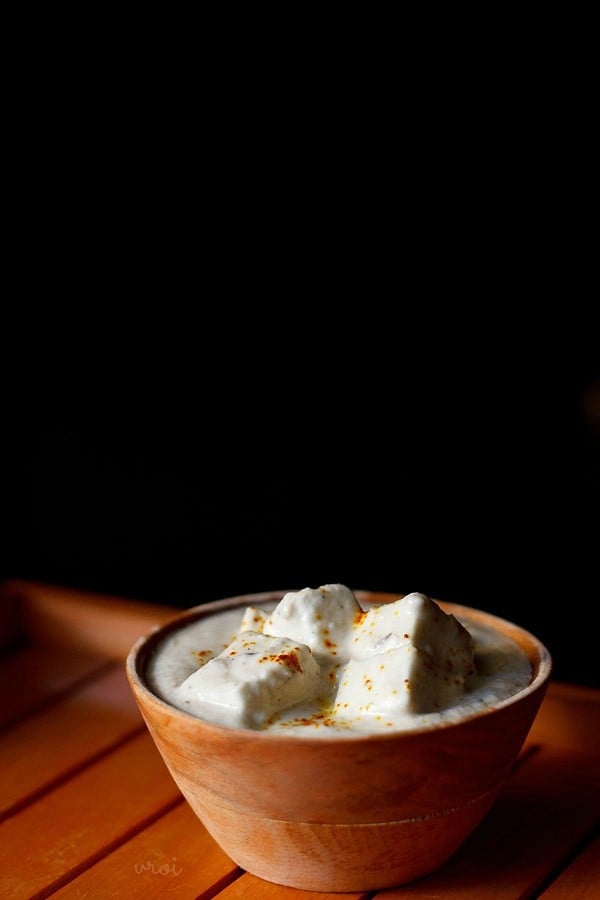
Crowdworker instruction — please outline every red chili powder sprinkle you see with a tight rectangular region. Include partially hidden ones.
[258,651,303,673]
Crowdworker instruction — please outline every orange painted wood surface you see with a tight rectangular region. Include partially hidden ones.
[378,747,599,899]
[0,664,143,820]
[1,579,178,659]
[526,680,600,753]
[0,642,110,729]
[540,834,600,899]
[0,580,598,899]
[218,873,371,899]
[51,801,241,900]
[0,732,182,899]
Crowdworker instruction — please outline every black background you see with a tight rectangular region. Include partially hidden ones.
[2,39,597,694]
[3,330,598,688]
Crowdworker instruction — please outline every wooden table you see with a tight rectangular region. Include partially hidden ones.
[1,580,598,900]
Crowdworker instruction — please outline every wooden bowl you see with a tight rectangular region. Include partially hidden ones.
[126,591,552,892]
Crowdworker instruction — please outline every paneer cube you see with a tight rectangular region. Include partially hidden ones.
[175,631,320,729]
[264,583,362,657]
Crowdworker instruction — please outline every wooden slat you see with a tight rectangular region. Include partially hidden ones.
[540,833,600,899]
[1,579,178,660]
[0,642,110,729]
[0,665,143,820]
[376,746,600,899]
[51,800,241,899]
[527,681,600,754]
[216,872,371,900]
[0,731,182,900]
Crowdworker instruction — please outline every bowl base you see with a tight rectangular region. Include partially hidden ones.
[192,787,500,892]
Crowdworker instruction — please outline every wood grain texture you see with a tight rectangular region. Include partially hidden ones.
[50,800,241,900]
[0,665,143,820]
[190,786,499,892]
[0,731,182,900]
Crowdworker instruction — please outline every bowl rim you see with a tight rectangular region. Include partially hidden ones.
[126,589,553,745]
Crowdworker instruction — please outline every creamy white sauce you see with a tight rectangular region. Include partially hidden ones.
[145,589,532,736]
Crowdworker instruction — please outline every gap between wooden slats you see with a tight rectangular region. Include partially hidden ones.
[0,731,183,900]
[0,663,145,821]
[215,873,372,900]
[0,642,112,730]
[49,801,244,900]
[537,829,600,899]
[373,745,600,899]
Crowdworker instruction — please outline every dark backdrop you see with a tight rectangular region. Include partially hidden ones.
[3,341,598,688]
